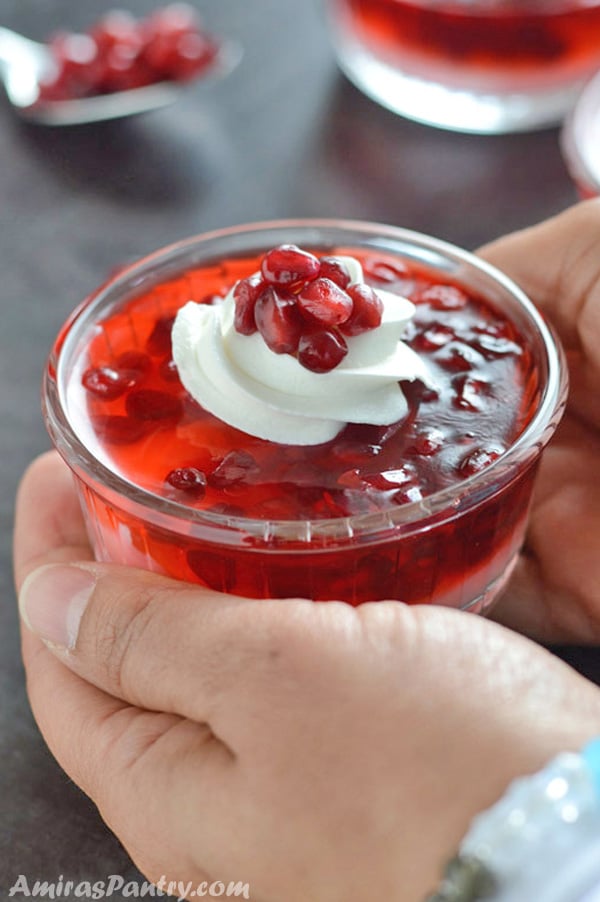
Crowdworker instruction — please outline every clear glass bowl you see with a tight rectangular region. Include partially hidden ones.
[561,68,600,197]
[43,220,567,610]
[325,0,600,134]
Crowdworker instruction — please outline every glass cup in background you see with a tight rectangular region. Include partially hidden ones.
[561,69,600,198]
[325,0,600,134]
[43,221,567,612]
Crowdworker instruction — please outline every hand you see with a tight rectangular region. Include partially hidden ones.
[14,451,600,902]
[478,199,600,643]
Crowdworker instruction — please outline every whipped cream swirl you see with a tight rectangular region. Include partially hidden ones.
[172,256,433,445]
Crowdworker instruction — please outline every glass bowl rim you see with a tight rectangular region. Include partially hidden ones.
[331,0,600,14]
[43,217,568,542]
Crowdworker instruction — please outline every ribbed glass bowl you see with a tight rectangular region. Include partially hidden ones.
[43,220,568,609]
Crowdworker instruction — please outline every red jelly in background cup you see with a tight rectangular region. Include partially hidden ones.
[43,221,567,611]
[325,0,600,134]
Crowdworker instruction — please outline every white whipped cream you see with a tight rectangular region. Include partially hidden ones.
[172,256,433,445]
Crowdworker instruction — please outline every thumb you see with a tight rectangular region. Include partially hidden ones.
[478,199,600,352]
[17,559,278,736]
[478,199,600,429]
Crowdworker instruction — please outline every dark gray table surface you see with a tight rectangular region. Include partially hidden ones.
[1,0,598,896]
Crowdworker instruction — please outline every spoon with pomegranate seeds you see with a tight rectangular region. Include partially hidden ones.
[0,6,241,126]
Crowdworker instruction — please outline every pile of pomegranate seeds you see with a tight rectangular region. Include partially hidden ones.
[233,244,384,373]
[37,4,220,104]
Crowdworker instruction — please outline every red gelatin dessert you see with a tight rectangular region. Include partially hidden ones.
[327,0,600,133]
[44,222,567,609]
[36,4,221,104]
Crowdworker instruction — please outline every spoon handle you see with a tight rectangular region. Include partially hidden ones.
[0,27,36,68]
[0,27,49,108]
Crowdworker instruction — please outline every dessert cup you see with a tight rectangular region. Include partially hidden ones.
[325,0,600,134]
[561,69,600,198]
[43,220,567,610]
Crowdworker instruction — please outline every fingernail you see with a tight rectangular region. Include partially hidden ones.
[19,564,96,650]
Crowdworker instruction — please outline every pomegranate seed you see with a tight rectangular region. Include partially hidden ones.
[91,11,142,55]
[169,32,218,80]
[90,13,147,92]
[166,466,207,495]
[260,245,320,289]
[319,257,351,289]
[296,278,353,326]
[400,378,440,406]
[146,315,175,357]
[115,350,152,386]
[340,284,383,336]
[126,389,183,422]
[337,468,365,489]
[116,350,152,376]
[233,274,263,335]
[144,3,201,38]
[209,450,259,488]
[96,46,152,93]
[317,489,352,519]
[337,473,390,513]
[417,385,440,403]
[47,33,100,96]
[409,429,445,456]
[143,28,210,80]
[453,376,490,412]
[459,447,504,477]
[418,284,468,311]
[474,334,522,358]
[473,320,513,340]
[91,414,148,445]
[82,366,134,400]
[254,287,303,354]
[435,342,482,372]
[294,486,351,519]
[141,3,217,80]
[393,485,424,505]
[411,323,455,351]
[297,329,348,373]
[363,259,408,284]
[363,467,416,490]
[52,31,96,62]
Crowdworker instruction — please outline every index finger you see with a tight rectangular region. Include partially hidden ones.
[13,449,94,590]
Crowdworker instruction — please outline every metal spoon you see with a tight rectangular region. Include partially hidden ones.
[0,25,241,126]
